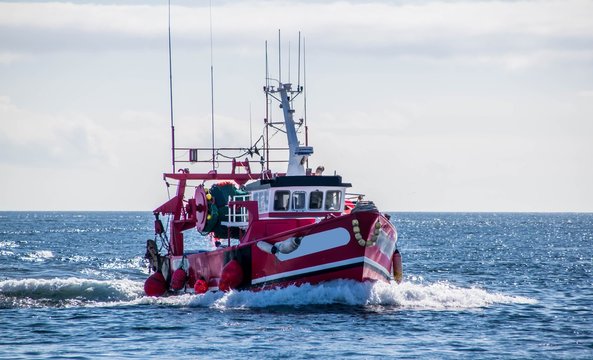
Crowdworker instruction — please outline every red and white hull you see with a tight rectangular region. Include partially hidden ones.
[161,210,398,293]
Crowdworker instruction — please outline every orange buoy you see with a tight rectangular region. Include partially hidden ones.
[144,272,167,297]
[392,249,403,284]
[219,260,243,292]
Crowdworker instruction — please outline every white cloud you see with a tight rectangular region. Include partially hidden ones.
[0,52,28,65]
[1,1,592,65]
[0,96,113,166]
[577,90,593,98]
[0,97,172,210]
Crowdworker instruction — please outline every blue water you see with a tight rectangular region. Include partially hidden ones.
[1,212,592,359]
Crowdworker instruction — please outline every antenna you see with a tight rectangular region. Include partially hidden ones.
[297,31,301,91]
[303,36,307,132]
[209,0,215,170]
[278,29,281,84]
[265,40,270,170]
[167,0,175,173]
[265,40,269,89]
[303,35,309,168]
[249,103,253,146]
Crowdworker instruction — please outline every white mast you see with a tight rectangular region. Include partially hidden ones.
[264,32,312,176]
[277,83,313,175]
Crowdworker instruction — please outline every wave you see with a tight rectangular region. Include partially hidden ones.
[0,277,536,310]
[0,277,144,308]
[19,250,54,262]
[0,240,18,248]
[136,279,537,310]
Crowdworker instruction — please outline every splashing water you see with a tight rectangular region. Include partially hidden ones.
[186,279,535,310]
[0,276,534,311]
[19,250,54,262]
[0,277,144,308]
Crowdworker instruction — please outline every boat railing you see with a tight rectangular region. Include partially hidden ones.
[222,194,251,228]
[173,147,290,168]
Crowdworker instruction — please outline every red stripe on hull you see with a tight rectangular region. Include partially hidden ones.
[255,258,393,289]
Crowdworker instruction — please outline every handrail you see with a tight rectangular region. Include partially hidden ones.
[224,195,252,226]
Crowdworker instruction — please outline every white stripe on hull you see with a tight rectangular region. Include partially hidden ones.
[276,227,351,261]
[251,256,391,285]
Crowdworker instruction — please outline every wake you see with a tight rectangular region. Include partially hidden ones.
[0,277,536,310]
[181,279,537,310]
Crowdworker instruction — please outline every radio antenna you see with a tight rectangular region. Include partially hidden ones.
[167,0,175,173]
[278,29,281,84]
[297,31,301,90]
[265,40,270,171]
[303,36,308,131]
[209,0,215,170]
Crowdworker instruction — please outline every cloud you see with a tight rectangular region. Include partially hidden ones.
[0,51,28,65]
[577,90,593,98]
[1,0,592,67]
[0,96,113,167]
[0,96,173,210]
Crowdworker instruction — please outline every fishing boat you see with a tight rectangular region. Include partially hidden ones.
[143,33,402,297]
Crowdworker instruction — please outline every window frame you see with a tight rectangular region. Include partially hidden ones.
[291,191,307,211]
[324,190,342,211]
[309,190,324,210]
[273,190,291,211]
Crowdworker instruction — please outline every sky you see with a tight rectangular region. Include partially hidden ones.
[1,0,592,212]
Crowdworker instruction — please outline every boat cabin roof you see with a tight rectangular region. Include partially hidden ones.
[245,175,351,191]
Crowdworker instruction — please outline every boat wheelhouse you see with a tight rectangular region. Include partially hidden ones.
[247,175,351,216]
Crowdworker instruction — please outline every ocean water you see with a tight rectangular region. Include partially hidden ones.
[0,212,592,359]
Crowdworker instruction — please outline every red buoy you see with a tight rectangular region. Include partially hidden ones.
[187,270,196,289]
[170,268,187,291]
[194,278,208,294]
[144,272,167,297]
[219,260,243,292]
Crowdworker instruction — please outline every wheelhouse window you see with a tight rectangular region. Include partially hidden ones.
[309,191,323,210]
[273,190,291,211]
[325,190,342,211]
[252,191,269,213]
[292,191,306,210]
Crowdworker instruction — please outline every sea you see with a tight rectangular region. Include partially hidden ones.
[1,212,592,359]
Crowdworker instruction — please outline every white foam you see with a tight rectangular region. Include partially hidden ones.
[20,250,54,262]
[100,256,145,270]
[367,280,537,309]
[145,279,537,310]
[0,276,536,310]
[61,255,92,263]
[0,240,18,248]
[0,277,144,306]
